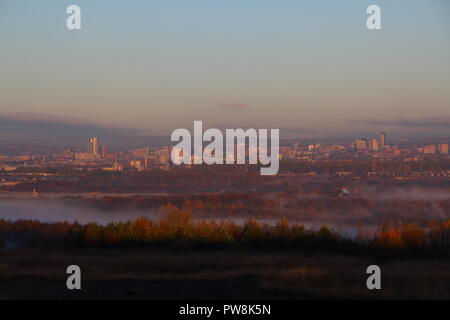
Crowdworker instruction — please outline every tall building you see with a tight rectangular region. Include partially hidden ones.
[158,146,170,163]
[370,137,379,152]
[101,145,108,158]
[88,137,100,154]
[438,144,449,155]
[379,132,386,149]
[91,137,100,154]
[290,141,300,159]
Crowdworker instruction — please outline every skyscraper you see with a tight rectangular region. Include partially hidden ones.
[438,144,449,155]
[101,145,108,158]
[379,132,386,149]
[370,137,379,152]
[290,141,299,159]
[89,137,100,154]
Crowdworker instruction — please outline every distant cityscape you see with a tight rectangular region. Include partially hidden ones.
[0,131,449,190]
[0,131,449,171]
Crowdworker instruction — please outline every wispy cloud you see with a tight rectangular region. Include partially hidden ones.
[0,113,139,146]
[219,103,248,110]
[209,123,324,138]
[359,117,450,128]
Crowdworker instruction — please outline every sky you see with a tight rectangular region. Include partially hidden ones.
[0,0,449,139]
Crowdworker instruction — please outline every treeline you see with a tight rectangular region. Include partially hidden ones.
[281,159,450,176]
[64,192,276,213]
[1,208,449,259]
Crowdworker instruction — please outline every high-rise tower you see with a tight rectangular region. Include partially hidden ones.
[370,137,379,152]
[89,137,100,154]
[379,132,386,149]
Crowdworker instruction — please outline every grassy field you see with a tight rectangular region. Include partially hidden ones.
[1,248,449,300]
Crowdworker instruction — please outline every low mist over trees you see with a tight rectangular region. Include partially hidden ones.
[1,207,449,259]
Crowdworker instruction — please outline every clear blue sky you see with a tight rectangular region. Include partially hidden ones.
[1,0,449,138]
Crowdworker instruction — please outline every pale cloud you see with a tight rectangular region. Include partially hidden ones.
[219,103,248,110]
[359,117,450,128]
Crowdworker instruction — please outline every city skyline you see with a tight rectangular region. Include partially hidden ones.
[1,0,449,139]
[2,0,450,302]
